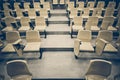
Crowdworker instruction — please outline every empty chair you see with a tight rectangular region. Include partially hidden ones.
[34,17,47,38]
[95,30,118,55]
[7,60,32,80]
[85,59,112,80]
[96,1,105,9]
[82,8,90,19]
[69,8,78,19]
[74,30,94,57]
[23,30,42,57]
[87,1,95,10]
[77,1,84,10]
[1,31,22,56]
[104,8,114,17]
[18,17,31,32]
[71,16,83,38]
[2,16,17,32]
[92,8,103,19]
[28,9,36,19]
[85,17,100,31]
[3,3,11,10]
[33,2,41,11]
[107,1,116,8]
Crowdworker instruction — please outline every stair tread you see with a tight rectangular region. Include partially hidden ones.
[50,10,67,14]
[48,16,69,21]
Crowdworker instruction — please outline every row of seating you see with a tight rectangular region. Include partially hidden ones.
[1,30,42,57]
[5,59,115,80]
[71,16,120,38]
[74,30,119,58]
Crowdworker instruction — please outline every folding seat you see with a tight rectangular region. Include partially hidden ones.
[18,17,31,32]
[23,30,41,54]
[71,16,83,38]
[95,30,118,55]
[39,8,48,18]
[28,9,36,19]
[33,2,41,11]
[87,1,95,10]
[15,9,23,20]
[96,1,105,9]
[7,60,32,80]
[43,2,50,11]
[34,16,47,38]
[74,30,94,57]
[82,8,90,19]
[92,8,103,19]
[2,16,18,32]
[1,31,23,56]
[69,8,78,19]
[77,1,84,10]
[104,8,114,17]
[107,1,116,9]
[85,59,112,80]
[85,16,100,31]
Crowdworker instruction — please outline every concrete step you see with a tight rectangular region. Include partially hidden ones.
[41,35,74,51]
[46,24,70,35]
[48,16,70,24]
[50,10,68,16]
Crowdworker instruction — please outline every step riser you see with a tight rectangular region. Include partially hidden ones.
[41,48,73,51]
[47,32,70,35]
[48,21,69,24]
[50,14,67,16]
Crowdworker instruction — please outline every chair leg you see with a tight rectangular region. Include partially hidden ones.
[75,55,78,59]
[39,48,43,59]
[71,29,73,38]
[44,30,47,38]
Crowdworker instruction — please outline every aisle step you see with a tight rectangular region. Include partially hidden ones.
[50,10,68,16]
[48,16,69,24]
[46,24,70,35]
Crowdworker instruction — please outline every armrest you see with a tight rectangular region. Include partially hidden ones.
[12,39,22,45]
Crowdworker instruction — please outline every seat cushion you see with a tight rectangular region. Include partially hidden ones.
[12,75,32,80]
[72,25,84,31]
[80,42,94,51]
[23,42,41,52]
[86,75,107,80]
[104,44,118,52]
[2,44,15,52]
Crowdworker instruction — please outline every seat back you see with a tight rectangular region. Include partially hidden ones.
[73,16,83,26]
[21,17,30,26]
[14,3,20,10]
[26,30,41,42]
[16,9,23,17]
[43,2,50,10]
[96,30,113,42]
[3,3,10,10]
[7,60,32,78]
[6,31,21,43]
[34,2,41,9]
[104,8,114,17]
[87,1,95,8]
[97,1,105,8]
[70,8,78,18]
[77,2,84,9]
[85,21,92,30]
[82,8,89,16]
[35,16,45,26]
[4,16,15,26]
[88,16,98,26]
[53,0,58,4]
[4,10,11,17]
[86,59,112,77]
[24,2,30,9]
[28,9,36,17]
[60,0,65,4]
[107,1,116,8]
[92,8,102,17]
[77,30,91,42]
